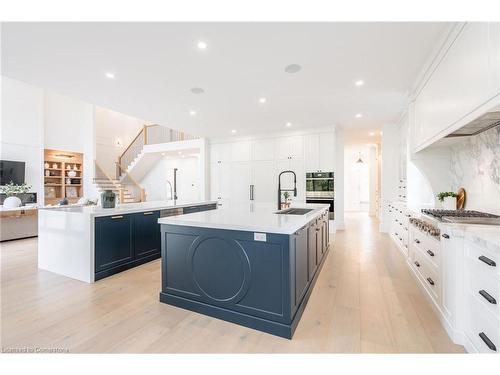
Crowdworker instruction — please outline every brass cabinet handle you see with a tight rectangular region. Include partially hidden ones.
[143,212,154,215]
[111,215,123,219]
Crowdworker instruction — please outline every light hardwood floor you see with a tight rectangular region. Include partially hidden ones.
[0,212,464,353]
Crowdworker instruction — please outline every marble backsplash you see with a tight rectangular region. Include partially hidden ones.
[450,125,500,215]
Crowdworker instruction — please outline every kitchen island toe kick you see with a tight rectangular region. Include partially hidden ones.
[158,203,331,338]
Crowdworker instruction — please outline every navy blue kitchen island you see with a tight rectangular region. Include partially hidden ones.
[158,203,330,339]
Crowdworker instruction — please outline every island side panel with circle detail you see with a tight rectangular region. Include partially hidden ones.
[159,212,330,339]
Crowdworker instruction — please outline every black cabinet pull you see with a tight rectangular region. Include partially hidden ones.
[426,277,434,286]
[479,255,496,267]
[414,261,420,267]
[427,250,435,257]
[414,239,420,244]
[479,290,497,304]
[442,233,449,239]
[479,332,496,352]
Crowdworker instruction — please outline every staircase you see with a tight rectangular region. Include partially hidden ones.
[93,178,136,203]
[94,162,141,204]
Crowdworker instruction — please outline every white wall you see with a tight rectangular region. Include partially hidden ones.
[95,106,145,178]
[1,76,98,204]
[1,76,44,199]
[141,155,201,202]
[334,128,345,230]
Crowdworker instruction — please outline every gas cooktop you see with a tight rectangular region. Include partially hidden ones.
[421,209,500,221]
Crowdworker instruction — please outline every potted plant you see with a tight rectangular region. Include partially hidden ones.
[0,182,32,208]
[437,191,458,210]
[282,191,291,208]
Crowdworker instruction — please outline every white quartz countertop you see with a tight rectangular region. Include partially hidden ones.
[157,202,330,235]
[39,200,217,218]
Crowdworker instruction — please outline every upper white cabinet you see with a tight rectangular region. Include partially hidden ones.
[276,135,304,160]
[412,23,500,152]
[230,140,252,162]
[210,142,231,163]
[304,132,335,172]
[252,138,275,161]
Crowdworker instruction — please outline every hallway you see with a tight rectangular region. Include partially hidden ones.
[0,212,464,353]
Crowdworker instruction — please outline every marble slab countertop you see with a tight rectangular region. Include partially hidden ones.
[158,202,330,235]
[462,225,500,253]
[39,200,217,218]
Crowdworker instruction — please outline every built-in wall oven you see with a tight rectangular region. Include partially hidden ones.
[306,172,334,219]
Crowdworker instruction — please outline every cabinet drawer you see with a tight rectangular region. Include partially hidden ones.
[465,292,499,353]
[412,232,440,269]
[466,260,500,318]
[465,240,500,281]
[413,249,440,303]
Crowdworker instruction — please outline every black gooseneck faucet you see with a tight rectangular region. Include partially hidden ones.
[278,170,297,210]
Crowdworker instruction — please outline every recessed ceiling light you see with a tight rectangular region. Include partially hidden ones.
[189,110,197,116]
[284,64,302,74]
[355,113,363,118]
[355,80,364,86]
[369,132,375,136]
[259,97,267,104]
[178,151,182,155]
[190,87,205,94]
[286,122,292,127]
[231,129,237,134]
[197,41,208,50]
[105,72,115,79]
[161,153,166,156]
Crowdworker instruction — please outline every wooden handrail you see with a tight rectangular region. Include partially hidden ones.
[115,162,146,202]
[118,125,146,163]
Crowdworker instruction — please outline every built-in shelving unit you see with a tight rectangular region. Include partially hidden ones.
[44,149,84,205]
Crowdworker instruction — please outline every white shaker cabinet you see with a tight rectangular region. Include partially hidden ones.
[210,161,231,207]
[319,132,335,172]
[230,140,252,162]
[229,161,252,203]
[276,135,304,160]
[304,132,335,172]
[252,160,276,202]
[252,138,275,161]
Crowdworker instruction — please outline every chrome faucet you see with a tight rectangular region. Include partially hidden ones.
[278,170,297,210]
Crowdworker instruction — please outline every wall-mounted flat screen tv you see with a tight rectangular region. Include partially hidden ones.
[0,160,26,185]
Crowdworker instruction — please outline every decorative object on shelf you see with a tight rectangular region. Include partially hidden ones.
[52,163,58,169]
[45,170,51,177]
[73,164,78,170]
[59,197,69,205]
[44,162,50,169]
[66,186,78,198]
[101,190,116,208]
[66,164,70,170]
[456,187,466,209]
[437,191,458,210]
[45,187,56,198]
[67,170,77,178]
[0,182,32,208]
[66,178,71,185]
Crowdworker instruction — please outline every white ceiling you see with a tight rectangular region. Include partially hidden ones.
[1,22,447,139]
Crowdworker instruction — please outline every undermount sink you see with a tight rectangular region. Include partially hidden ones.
[275,208,314,215]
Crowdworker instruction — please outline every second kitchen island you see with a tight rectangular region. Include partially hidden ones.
[158,202,331,339]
